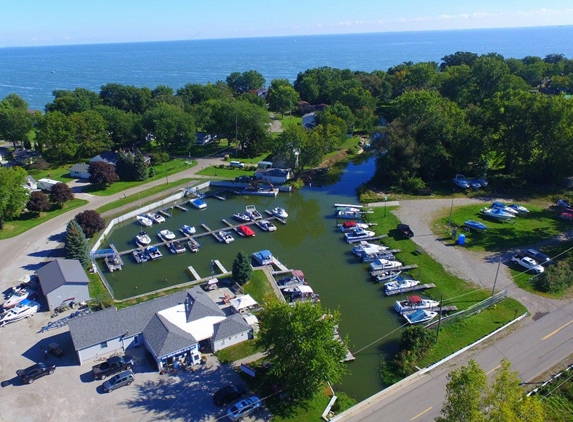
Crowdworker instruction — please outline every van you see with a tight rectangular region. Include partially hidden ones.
[102,370,134,392]
[229,161,245,168]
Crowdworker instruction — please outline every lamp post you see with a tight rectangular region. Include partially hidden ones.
[447,196,454,231]
[384,196,387,217]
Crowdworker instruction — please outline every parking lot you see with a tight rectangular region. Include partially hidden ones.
[0,303,269,422]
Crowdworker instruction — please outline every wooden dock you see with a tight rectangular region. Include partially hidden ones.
[270,256,289,272]
[175,204,188,212]
[264,210,287,224]
[213,259,227,273]
[158,210,171,218]
[371,264,419,277]
[438,305,458,313]
[188,266,201,280]
[385,283,436,296]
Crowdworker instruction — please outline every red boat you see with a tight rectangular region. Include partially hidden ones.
[238,225,256,237]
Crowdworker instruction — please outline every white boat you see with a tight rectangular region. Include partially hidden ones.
[369,258,403,272]
[255,219,277,232]
[403,309,438,325]
[508,203,529,213]
[253,250,273,265]
[339,221,370,232]
[361,251,396,263]
[158,229,176,240]
[217,230,234,244]
[137,215,153,227]
[168,240,186,254]
[345,228,376,243]
[352,241,388,257]
[147,212,166,223]
[0,299,40,326]
[245,205,263,220]
[375,270,402,283]
[394,295,440,314]
[271,207,288,219]
[146,246,163,260]
[491,202,519,215]
[233,212,252,223]
[180,225,197,236]
[3,288,36,309]
[336,209,362,220]
[190,198,207,209]
[384,277,421,295]
[187,239,200,252]
[481,207,516,221]
[132,249,149,263]
[135,232,151,246]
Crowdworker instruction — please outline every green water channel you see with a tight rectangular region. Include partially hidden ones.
[102,155,403,401]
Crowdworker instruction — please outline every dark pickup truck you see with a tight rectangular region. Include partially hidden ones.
[92,355,134,380]
[397,223,414,238]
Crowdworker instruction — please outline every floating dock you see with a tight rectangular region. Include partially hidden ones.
[188,266,201,281]
[175,204,188,212]
[384,283,436,296]
[270,256,289,272]
[213,259,227,273]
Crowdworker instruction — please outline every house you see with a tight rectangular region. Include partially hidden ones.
[36,259,90,311]
[24,175,37,191]
[254,168,293,185]
[257,161,273,169]
[69,163,90,179]
[68,286,254,369]
[13,148,40,166]
[90,151,119,166]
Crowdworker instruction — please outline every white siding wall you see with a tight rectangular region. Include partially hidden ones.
[76,337,124,365]
[211,331,250,352]
[46,285,90,311]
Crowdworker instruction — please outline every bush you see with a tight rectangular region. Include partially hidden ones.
[401,177,426,194]
[150,151,170,165]
[534,259,573,293]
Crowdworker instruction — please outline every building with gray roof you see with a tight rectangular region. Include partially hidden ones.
[36,259,90,311]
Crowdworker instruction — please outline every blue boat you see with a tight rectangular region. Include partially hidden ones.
[190,198,207,209]
[464,220,487,231]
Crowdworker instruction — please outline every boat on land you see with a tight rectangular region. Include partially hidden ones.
[0,299,40,326]
[508,203,529,213]
[369,258,403,272]
[190,198,207,209]
[180,225,197,236]
[464,220,488,231]
[481,207,516,221]
[384,277,420,295]
[339,221,370,232]
[245,205,263,220]
[132,249,149,263]
[374,270,402,283]
[394,295,440,314]
[233,212,252,223]
[158,229,176,241]
[217,230,235,244]
[238,225,256,237]
[136,215,153,227]
[146,246,163,260]
[147,212,166,223]
[168,240,186,254]
[491,201,519,215]
[271,207,288,219]
[345,228,376,243]
[403,309,438,325]
[3,288,36,309]
[352,241,388,257]
[255,219,277,232]
[135,231,151,245]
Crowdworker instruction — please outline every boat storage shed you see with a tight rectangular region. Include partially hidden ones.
[36,258,90,311]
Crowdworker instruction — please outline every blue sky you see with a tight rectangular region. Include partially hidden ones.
[1,0,572,47]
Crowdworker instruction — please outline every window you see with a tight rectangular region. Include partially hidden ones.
[100,341,108,349]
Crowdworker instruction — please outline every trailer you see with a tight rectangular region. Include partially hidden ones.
[37,178,61,192]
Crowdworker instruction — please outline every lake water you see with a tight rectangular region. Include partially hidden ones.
[102,154,402,400]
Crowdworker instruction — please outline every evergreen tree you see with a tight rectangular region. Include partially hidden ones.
[133,149,149,181]
[65,220,90,267]
[115,150,134,181]
[232,251,252,285]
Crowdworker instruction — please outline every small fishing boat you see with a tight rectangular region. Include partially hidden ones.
[508,203,529,213]
[271,207,288,219]
[190,198,207,209]
[394,295,440,314]
[158,229,176,240]
[147,212,166,223]
[0,299,40,327]
[491,201,519,215]
[180,225,197,236]
[384,277,420,295]
[245,205,263,220]
[136,215,153,227]
[369,258,403,272]
[217,230,235,244]
[336,209,362,219]
[233,212,252,223]
[237,225,256,237]
[352,241,388,257]
[464,220,488,231]
[168,240,186,254]
[187,239,200,252]
[403,309,438,325]
[135,231,151,245]
[481,207,516,221]
[374,270,402,283]
[345,228,376,243]
[145,246,163,260]
[3,288,36,309]
[255,219,277,232]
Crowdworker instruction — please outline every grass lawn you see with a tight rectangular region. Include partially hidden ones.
[215,340,263,364]
[196,165,254,178]
[276,115,302,129]
[28,165,76,182]
[242,269,276,304]
[0,198,88,240]
[434,203,571,252]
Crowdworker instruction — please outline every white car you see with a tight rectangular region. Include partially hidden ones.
[511,254,544,274]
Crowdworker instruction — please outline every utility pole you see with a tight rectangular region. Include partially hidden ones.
[435,294,443,342]
[491,259,501,296]
[447,196,454,231]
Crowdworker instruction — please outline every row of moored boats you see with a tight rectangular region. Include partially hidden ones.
[0,279,41,327]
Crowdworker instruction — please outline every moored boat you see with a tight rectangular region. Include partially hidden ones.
[394,295,440,314]
[271,207,288,219]
[403,309,438,325]
[190,198,207,209]
[180,225,197,236]
[237,225,256,237]
[0,299,40,327]
[252,250,273,266]
[374,270,402,283]
[345,228,376,243]
[132,249,149,263]
[135,231,151,245]
[233,212,252,223]
[136,215,153,227]
[158,229,176,240]
[384,277,420,295]
[369,258,403,272]
[217,230,235,244]
[168,240,186,254]
[187,239,200,252]
[352,241,388,257]
[339,221,369,232]
[255,219,277,232]
[245,205,263,220]
[146,246,163,260]
[491,201,519,215]
[147,212,166,223]
[361,251,396,263]
[464,220,488,231]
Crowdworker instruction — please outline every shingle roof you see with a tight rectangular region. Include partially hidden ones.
[70,163,90,173]
[37,259,89,296]
[143,314,197,358]
[212,313,251,342]
[184,287,225,323]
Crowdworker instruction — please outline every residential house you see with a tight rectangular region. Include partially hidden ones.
[36,259,91,311]
[255,168,293,185]
[69,163,90,179]
[13,148,40,166]
[90,150,150,166]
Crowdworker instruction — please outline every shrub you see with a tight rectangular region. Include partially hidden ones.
[534,259,573,293]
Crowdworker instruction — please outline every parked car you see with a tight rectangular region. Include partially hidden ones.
[397,224,414,238]
[511,254,544,274]
[227,396,261,422]
[92,355,134,380]
[16,362,56,384]
[524,249,552,266]
[213,383,247,406]
[102,369,134,393]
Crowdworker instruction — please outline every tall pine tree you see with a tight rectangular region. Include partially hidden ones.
[133,149,149,181]
[65,220,90,267]
[232,251,252,285]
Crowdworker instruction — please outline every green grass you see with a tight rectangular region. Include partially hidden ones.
[215,340,263,364]
[435,203,571,252]
[195,165,254,178]
[243,269,276,303]
[420,298,527,367]
[276,115,302,129]
[27,165,76,182]
[0,198,88,240]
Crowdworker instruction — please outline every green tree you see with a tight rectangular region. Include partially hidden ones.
[231,251,252,285]
[89,161,119,190]
[534,259,573,293]
[0,94,35,148]
[115,150,135,181]
[133,149,149,181]
[95,105,140,148]
[46,88,102,115]
[50,182,74,208]
[226,70,265,94]
[142,102,195,154]
[64,219,90,267]
[69,110,112,159]
[99,83,152,114]
[256,301,348,402]
[36,111,77,163]
[268,80,300,116]
[0,166,29,229]
[26,191,51,213]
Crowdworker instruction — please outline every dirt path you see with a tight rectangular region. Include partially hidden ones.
[392,198,567,319]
